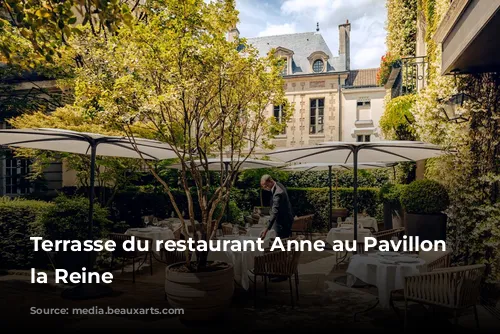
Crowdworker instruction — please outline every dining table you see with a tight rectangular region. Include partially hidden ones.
[124,226,175,255]
[245,224,277,239]
[326,226,373,268]
[346,252,427,313]
[191,234,271,290]
[345,216,378,232]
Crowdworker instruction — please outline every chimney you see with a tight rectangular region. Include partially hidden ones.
[338,19,351,71]
[227,25,240,43]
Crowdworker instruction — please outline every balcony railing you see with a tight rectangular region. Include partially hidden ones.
[401,56,428,95]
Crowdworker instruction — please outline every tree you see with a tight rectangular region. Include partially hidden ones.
[0,0,141,67]
[43,0,288,271]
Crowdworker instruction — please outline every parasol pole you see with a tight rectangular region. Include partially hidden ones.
[328,165,332,230]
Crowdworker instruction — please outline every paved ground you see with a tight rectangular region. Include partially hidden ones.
[2,248,500,332]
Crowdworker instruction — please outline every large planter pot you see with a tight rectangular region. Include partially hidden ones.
[392,214,403,229]
[405,213,447,242]
[165,261,234,322]
[332,208,349,223]
[383,203,393,230]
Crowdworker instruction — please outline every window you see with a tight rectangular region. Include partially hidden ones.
[1,122,34,195]
[312,59,324,73]
[273,104,286,134]
[357,135,371,142]
[4,150,33,195]
[309,98,324,134]
[356,101,370,107]
[356,99,371,121]
[280,58,288,75]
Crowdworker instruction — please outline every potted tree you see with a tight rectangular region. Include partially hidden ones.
[65,0,288,321]
[400,179,450,242]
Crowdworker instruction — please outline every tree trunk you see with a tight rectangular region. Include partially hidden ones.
[196,251,209,269]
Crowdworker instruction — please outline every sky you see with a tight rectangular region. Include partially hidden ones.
[234,0,388,70]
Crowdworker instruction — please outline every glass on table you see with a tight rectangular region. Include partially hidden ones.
[216,229,223,238]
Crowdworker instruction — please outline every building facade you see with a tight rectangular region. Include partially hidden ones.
[240,20,385,154]
[0,72,65,196]
[341,68,385,142]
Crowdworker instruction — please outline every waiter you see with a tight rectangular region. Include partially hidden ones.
[259,174,294,239]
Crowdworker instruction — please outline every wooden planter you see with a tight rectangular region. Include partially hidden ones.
[405,213,447,242]
[165,262,234,321]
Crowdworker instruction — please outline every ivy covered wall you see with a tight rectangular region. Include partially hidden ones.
[385,0,418,58]
[383,0,500,282]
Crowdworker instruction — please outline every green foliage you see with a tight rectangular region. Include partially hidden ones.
[236,168,290,188]
[39,195,114,241]
[0,197,53,269]
[379,94,417,140]
[287,187,380,231]
[0,0,138,67]
[400,179,449,214]
[379,183,406,205]
[385,0,417,58]
[410,0,500,282]
[285,169,391,188]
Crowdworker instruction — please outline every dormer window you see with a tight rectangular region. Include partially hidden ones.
[274,46,294,76]
[312,59,324,73]
[307,51,329,74]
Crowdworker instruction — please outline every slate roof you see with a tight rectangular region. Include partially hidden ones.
[344,68,381,88]
[246,32,347,75]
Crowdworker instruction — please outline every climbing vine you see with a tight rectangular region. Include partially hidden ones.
[385,0,418,57]
[382,0,500,282]
[412,0,500,282]
[379,94,417,140]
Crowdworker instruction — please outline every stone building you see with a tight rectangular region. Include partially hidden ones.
[239,20,385,155]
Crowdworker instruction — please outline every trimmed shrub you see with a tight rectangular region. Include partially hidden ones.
[400,179,450,214]
[39,195,114,241]
[0,197,53,269]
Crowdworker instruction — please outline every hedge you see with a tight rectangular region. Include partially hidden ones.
[0,199,53,269]
[287,187,380,231]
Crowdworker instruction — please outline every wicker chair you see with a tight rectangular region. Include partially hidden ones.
[108,233,153,283]
[250,235,304,308]
[403,264,485,330]
[418,249,452,271]
[372,227,405,241]
[291,214,314,240]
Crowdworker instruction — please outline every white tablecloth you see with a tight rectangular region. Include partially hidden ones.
[125,227,175,255]
[346,253,427,308]
[192,235,268,290]
[345,216,378,231]
[326,227,372,245]
[246,224,276,238]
